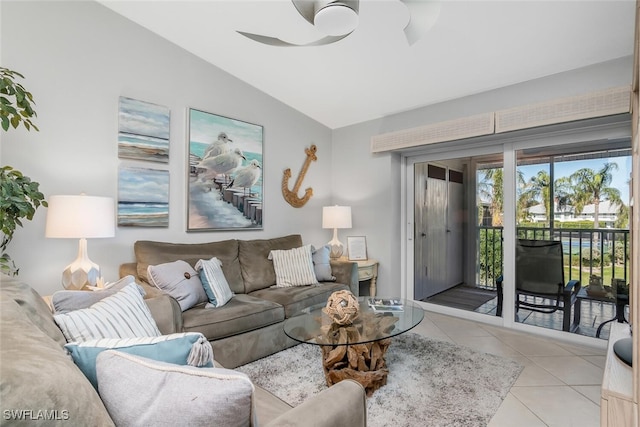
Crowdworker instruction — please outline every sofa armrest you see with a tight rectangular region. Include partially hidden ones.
[265,379,366,427]
[119,262,138,279]
[120,262,166,299]
[144,294,183,335]
[330,260,359,296]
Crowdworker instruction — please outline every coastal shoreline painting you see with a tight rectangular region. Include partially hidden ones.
[188,108,263,231]
[118,166,169,227]
[118,97,170,163]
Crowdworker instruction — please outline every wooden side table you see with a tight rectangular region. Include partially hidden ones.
[354,259,378,297]
[600,323,634,427]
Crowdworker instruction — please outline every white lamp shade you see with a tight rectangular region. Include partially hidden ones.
[322,206,352,229]
[45,195,115,239]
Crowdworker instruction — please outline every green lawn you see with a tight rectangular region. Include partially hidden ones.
[564,264,629,288]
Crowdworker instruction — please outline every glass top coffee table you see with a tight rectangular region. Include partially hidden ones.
[284,296,424,395]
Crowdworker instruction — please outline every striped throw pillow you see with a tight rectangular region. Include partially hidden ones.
[269,244,319,287]
[195,257,233,308]
[54,283,161,343]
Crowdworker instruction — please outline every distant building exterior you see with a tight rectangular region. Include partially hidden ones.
[526,200,622,227]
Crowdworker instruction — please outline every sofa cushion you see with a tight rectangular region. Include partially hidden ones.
[147,260,208,311]
[249,282,348,318]
[0,295,115,426]
[135,239,244,294]
[54,283,161,342]
[182,294,284,340]
[0,274,67,347]
[239,234,303,293]
[195,257,233,307]
[269,244,319,288]
[51,275,143,314]
[97,351,255,427]
[65,332,213,390]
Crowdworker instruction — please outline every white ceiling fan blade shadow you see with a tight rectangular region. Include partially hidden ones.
[237,31,349,47]
[291,0,316,25]
[400,0,442,45]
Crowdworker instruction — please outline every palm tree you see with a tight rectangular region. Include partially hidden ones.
[522,171,573,225]
[479,167,530,226]
[614,204,629,229]
[526,170,551,223]
[553,176,573,213]
[570,163,622,229]
[478,168,503,226]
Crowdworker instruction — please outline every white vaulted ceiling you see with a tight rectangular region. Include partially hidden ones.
[99,0,636,129]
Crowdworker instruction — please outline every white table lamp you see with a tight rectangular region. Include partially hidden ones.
[322,205,352,259]
[45,194,115,290]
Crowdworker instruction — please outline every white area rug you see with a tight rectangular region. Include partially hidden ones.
[237,332,523,427]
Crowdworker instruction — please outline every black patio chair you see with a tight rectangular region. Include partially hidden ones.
[495,239,581,332]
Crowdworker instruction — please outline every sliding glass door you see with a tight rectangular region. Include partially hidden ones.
[405,116,632,340]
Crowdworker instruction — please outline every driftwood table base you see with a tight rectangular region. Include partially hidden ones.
[320,338,392,396]
[317,314,398,396]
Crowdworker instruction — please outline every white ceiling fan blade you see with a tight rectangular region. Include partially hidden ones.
[237,31,349,47]
[238,0,358,47]
[400,0,441,45]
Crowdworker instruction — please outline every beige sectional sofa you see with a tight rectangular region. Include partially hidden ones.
[119,234,359,368]
[0,275,367,426]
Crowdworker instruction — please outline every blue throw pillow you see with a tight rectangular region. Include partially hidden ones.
[65,332,213,390]
[312,245,336,282]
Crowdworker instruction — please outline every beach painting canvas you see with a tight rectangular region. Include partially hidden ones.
[118,97,170,163]
[118,166,169,227]
[188,108,263,231]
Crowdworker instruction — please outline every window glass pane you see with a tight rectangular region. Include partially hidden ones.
[514,141,631,339]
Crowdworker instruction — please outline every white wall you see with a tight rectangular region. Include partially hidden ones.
[1,1,334,295]
[1,1,634,299]
[332,56,633,297]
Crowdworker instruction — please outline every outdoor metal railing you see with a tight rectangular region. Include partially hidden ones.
[477,226,630,290]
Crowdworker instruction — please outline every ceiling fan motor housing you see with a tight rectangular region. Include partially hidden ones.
[313,1,360,36]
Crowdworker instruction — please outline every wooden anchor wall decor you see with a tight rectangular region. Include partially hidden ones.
[282,144,317,208]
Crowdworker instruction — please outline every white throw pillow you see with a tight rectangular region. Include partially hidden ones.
[147,260,208,311]
[195,257,233,308]
[53,283,161,343]
[52,275,144,314]
[269,244,319,288]
[97,350,256,427]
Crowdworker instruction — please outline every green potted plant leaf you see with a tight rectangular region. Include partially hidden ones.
[0,67,46,275]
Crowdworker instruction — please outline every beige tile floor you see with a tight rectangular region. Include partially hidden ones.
[412,311,605,427]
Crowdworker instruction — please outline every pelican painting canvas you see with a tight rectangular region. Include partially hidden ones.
[118,97,170,163]
[188,108,263,231]
[118,166,169,227]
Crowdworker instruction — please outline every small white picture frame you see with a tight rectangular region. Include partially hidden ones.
[347,236,368,261]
